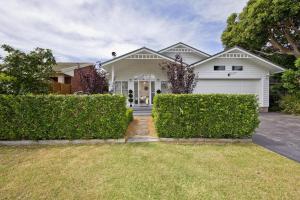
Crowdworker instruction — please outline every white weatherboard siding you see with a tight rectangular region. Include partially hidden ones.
[193,58,269,79]
[261,76,269,107]
[162,52,207,64]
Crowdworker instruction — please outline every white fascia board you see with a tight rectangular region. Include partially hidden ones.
[159,42,210,57]
[101,47,187,67]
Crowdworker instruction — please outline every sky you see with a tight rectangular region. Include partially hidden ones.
[0,0,248,62]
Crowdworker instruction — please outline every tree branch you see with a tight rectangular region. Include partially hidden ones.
[269,34,295,56]
[283,26,300,58]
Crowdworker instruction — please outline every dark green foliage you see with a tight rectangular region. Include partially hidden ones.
[221,0,300,58]
[152,94,259,138]
[279,94,300,115]
[0,44,56,94]
[126,108,133,124]
[282,58,300,94]
[0,95,128,140]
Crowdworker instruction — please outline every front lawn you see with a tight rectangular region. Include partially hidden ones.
[0,143,299,199]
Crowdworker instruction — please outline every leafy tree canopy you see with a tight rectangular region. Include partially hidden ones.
[0,44,56,94]
[282,58,300,94]
[222,0,300,58]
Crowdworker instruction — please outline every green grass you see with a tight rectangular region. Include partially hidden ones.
[0,143,299,200]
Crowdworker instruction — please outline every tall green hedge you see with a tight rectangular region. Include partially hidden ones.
[0,94,128,140]
[153,94,259,138]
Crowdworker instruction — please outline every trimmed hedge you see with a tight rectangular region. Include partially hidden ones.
[126,108,134,124]
[0,94,128,140]
[153,94,259,138]
[280,94,300,115]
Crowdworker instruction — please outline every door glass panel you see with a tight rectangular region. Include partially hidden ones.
[134,81,138,104]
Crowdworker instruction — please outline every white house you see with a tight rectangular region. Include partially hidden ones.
[97,42,284,112]
[59,42,285,112]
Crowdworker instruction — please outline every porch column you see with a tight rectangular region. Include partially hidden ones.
[110,65,115,91]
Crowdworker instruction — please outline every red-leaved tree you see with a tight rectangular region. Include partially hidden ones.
[161,55,196,94]
[77,64,108,94]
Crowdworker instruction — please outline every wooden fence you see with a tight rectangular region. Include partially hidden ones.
[51,82,71,94]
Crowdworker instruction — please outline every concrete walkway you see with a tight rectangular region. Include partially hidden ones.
[253,113,300,163]
[125,116,159,143]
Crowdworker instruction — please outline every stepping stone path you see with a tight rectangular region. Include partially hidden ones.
[126,116,159,143]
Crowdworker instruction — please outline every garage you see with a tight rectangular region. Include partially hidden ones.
[194,79,261,102]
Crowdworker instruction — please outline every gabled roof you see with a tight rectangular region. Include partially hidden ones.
[158,42,211,57]
[190,46,285,73]
[101,47,188,67]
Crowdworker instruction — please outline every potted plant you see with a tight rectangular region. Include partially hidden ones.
[128,89,133,107]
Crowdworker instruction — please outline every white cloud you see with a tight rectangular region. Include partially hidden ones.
[0,0,248,62]
[187,0,247,22]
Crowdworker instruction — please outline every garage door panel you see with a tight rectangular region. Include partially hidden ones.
[194,79,260,95]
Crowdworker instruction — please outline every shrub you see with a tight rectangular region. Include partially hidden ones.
[152,94,259,138]
[279,94,300,115]
[0,94,128,140]
[126,108,133,124]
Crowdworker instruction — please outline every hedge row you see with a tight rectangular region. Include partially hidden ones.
[280,94,300,115]
[0,94,128,140]
[126,108,134,124]
[153,94,259,138]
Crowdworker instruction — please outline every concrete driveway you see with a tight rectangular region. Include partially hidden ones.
[253,113,300,162]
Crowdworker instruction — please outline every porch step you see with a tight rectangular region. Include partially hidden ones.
[132,106,152,116]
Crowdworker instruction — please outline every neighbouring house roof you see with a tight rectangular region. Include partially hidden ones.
[190,46,285,73]
[53,62,93,73]
[101,47,188,67]
[158,42,211,57]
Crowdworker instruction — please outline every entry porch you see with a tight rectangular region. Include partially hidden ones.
[102,49,173,106]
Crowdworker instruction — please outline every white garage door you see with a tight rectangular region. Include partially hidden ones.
[194,79,260,96]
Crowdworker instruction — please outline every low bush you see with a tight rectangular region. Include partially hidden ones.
[153,94,259,138]
[279,94,300,115]
[126,108,133,124]
[0,94,128,140]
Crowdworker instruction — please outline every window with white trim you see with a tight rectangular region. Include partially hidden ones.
[232,66,243,71]
[161,81,170,93]
[114,81,128,96]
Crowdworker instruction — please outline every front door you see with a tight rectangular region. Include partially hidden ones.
[138,81,150,105]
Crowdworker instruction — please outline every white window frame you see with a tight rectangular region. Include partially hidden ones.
[232,65,243,71]
[114,81,128,96]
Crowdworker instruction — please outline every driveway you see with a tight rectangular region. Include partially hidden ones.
[253,112,300,162]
